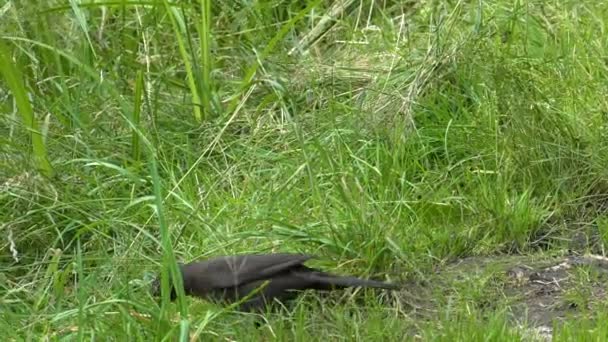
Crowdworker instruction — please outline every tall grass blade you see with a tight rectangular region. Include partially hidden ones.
[162,0,203,122]
[132,69,144,163]
[198,0,213,118]
[149,154,189,339]
[0,39,54,177]
[67,0,97,58]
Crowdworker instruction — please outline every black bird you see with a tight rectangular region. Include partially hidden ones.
[151,253,400,312]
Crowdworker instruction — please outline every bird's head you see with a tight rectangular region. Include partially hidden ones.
[150,264,185,301]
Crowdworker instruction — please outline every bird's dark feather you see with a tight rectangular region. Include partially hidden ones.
[151,252,400,312]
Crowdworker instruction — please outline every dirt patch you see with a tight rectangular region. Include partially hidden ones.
[437,254,608,340]
[395,254,608,340]
[505,255,608,338]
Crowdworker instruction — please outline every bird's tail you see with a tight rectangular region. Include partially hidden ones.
[301,269,401,290]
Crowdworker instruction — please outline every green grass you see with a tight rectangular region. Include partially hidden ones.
[2,0,608,340]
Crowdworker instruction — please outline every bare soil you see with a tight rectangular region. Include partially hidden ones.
[446,254,608,340]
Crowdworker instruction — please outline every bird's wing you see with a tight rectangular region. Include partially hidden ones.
[186,253,315,288]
